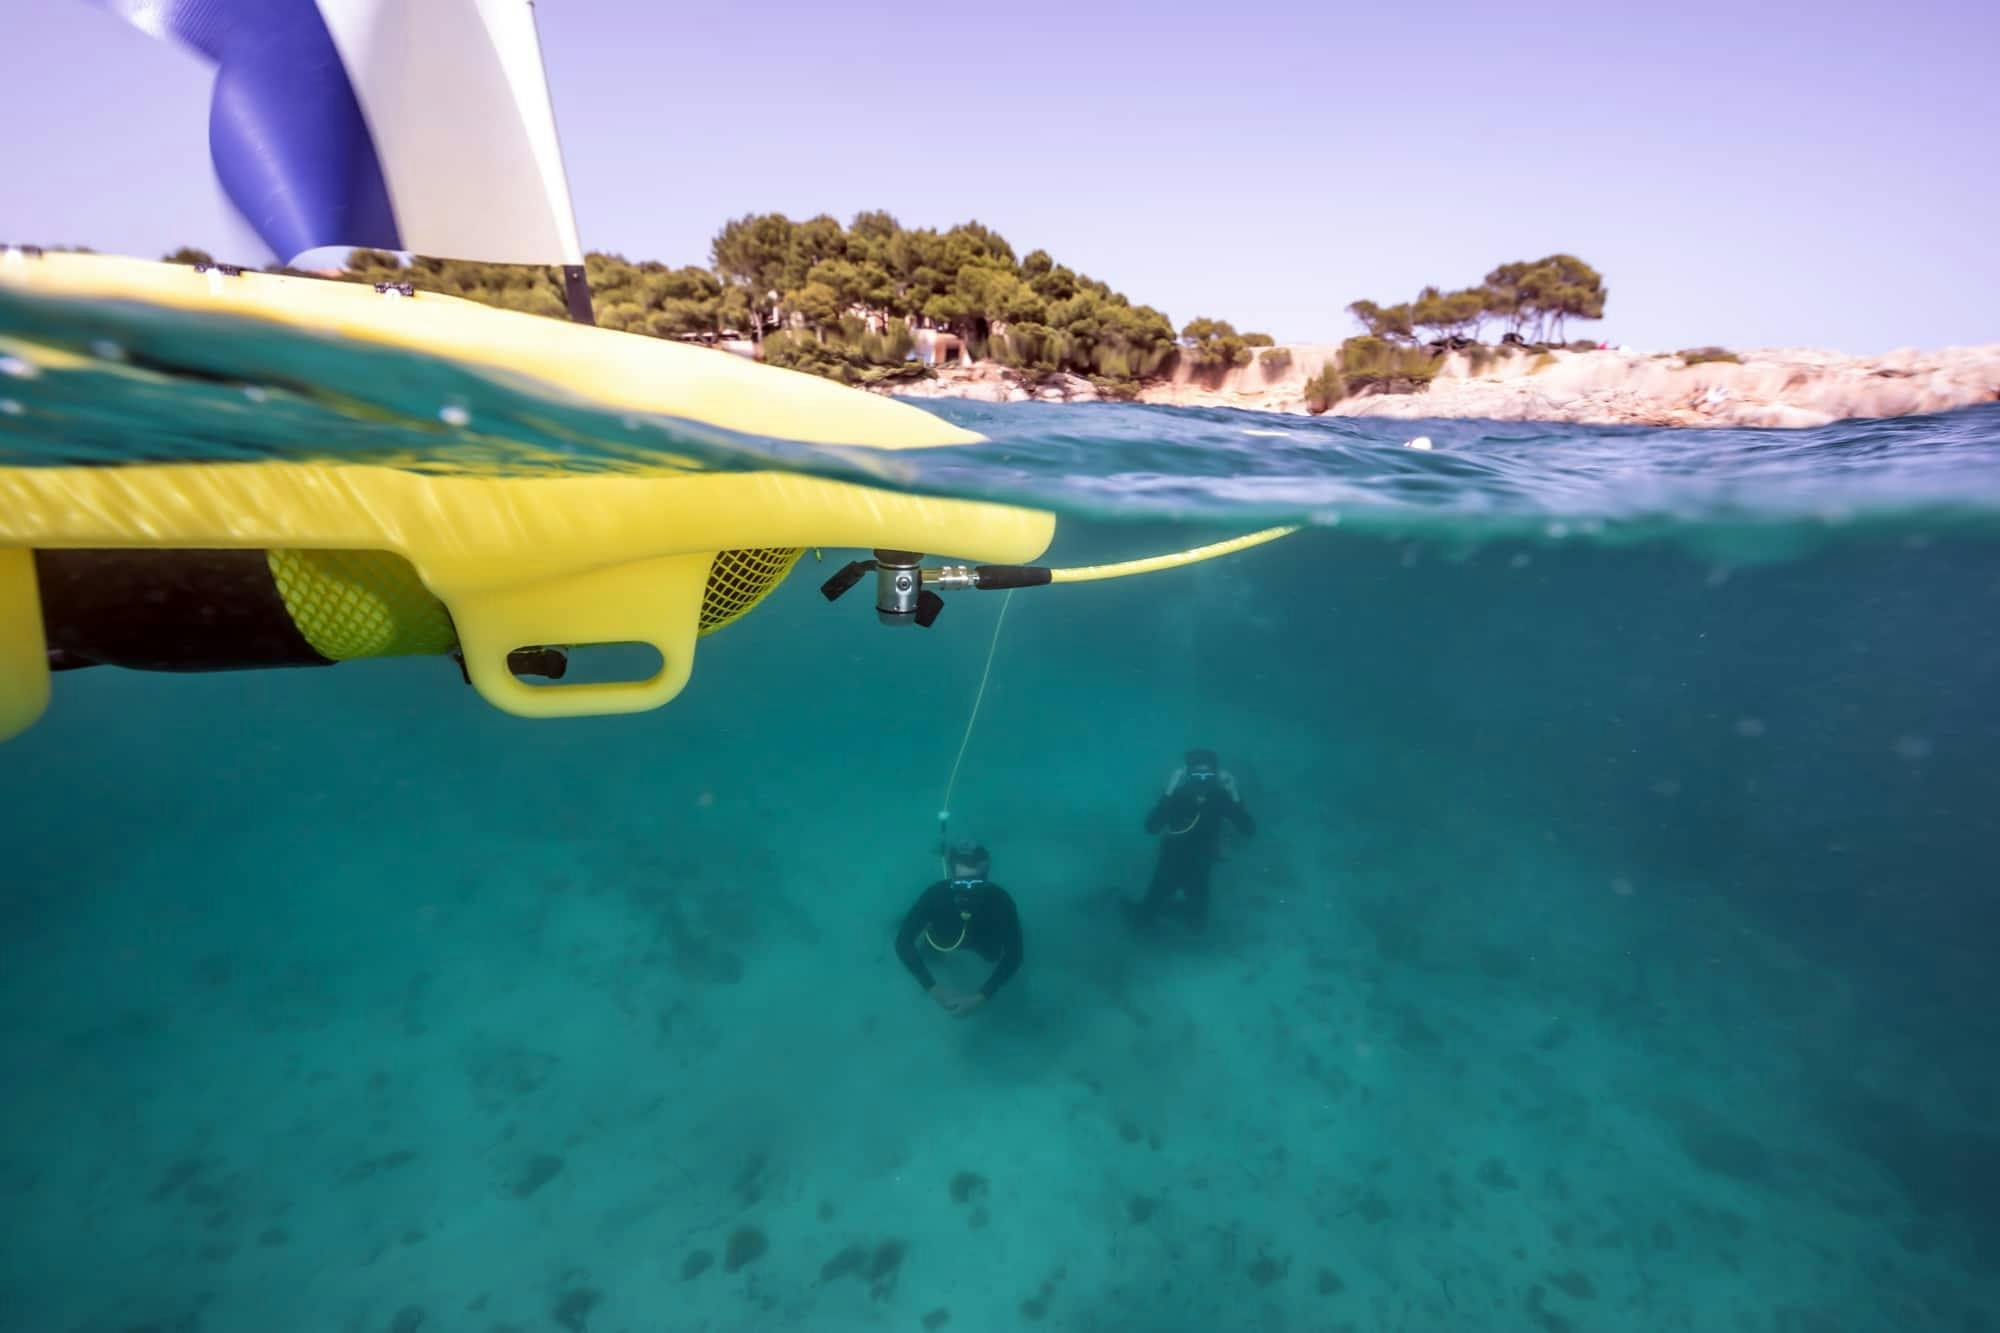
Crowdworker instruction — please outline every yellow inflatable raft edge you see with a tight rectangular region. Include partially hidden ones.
[0,250,1060,741]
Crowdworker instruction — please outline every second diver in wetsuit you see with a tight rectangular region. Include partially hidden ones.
[1124,748,1255,932]
[894,841,1024,1017]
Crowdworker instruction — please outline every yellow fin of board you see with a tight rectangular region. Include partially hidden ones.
[0,549,50,743]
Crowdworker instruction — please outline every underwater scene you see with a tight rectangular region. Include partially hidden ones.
[2,299,1998,1333]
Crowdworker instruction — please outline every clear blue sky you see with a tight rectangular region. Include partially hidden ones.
[5,0,1995,355]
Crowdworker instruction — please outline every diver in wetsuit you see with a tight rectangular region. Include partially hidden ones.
[894,841,1023,1017]
[1125,748,1255,932]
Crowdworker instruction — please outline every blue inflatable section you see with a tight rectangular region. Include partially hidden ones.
[95,0,402,261]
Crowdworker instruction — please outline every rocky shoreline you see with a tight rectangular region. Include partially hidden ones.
[882,342,2000,428]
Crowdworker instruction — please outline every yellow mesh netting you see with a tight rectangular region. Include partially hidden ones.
[265,545,802,661]
[267,548,459,660]
[700,548,804,634]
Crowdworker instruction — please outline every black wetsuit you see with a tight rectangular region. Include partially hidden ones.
[1132,781,1256,930]
[895,879,1024,998]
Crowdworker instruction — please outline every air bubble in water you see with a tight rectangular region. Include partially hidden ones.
[439,404,470,427]
[0,355,35,379]
[1734,717,1766,738]
[0,398,20,416]
[89,339,128,362]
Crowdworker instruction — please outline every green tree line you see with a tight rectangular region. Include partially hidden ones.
[151,238,1612,408]
[163,214,1270,394]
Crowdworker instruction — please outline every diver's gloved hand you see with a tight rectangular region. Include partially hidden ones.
[1219,771,1240,801]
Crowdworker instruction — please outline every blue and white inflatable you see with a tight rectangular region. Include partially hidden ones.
[93,0,587,271]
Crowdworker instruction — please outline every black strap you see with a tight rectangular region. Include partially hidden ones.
[34,549,333,672]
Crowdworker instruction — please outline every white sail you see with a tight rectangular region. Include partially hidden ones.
[314,0,585,266]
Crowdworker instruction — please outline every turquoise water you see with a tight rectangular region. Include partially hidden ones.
[6,283,2000,538]
[2,289,1999,1332]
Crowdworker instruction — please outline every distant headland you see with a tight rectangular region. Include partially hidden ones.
[93,210,2000,427]
[893,342,2000,429]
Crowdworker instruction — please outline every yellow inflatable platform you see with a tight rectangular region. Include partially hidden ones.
[0,249,1056,744]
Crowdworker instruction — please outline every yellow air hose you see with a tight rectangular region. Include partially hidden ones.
[1040,524,1301,584]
